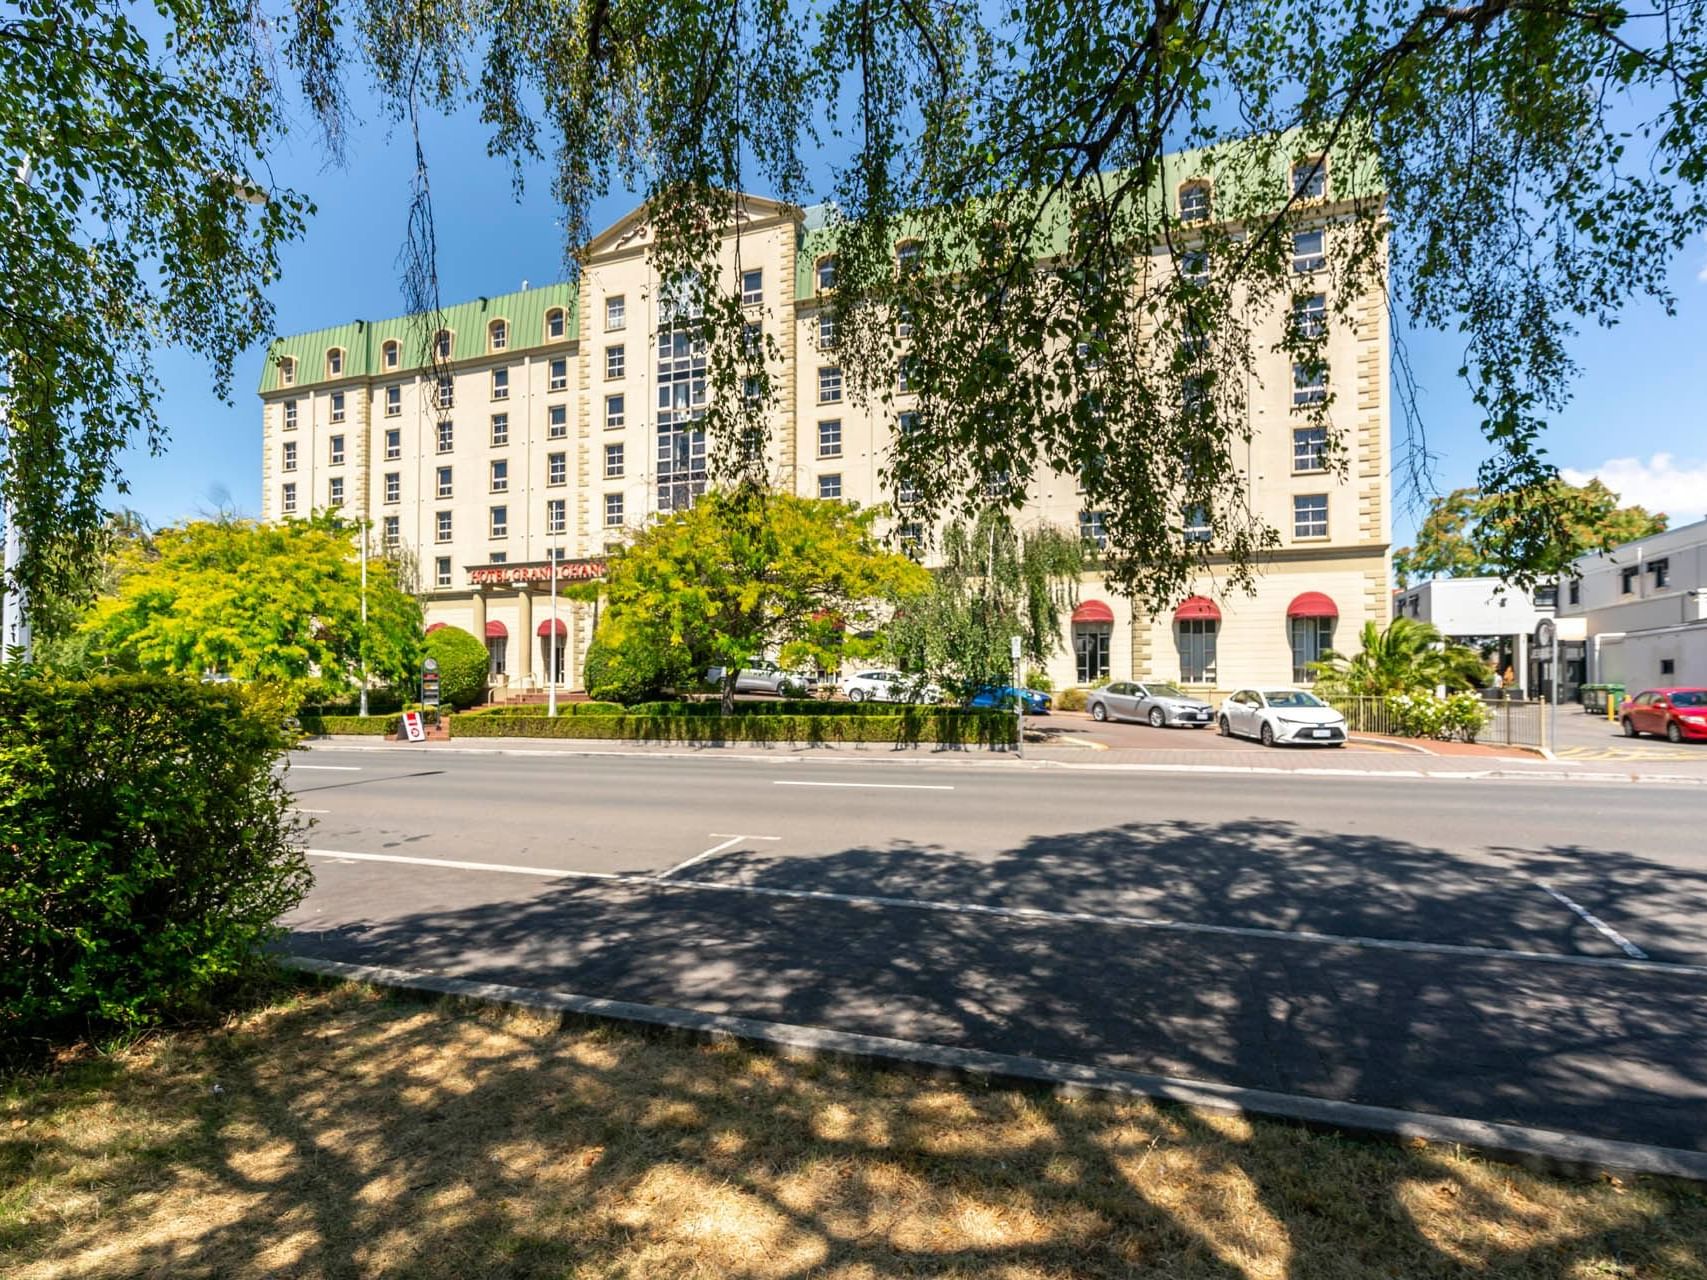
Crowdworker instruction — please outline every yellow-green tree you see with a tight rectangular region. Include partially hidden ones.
[597,490,929,713]
[82,514,421,699]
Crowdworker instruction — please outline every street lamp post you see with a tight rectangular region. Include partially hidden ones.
[548,550,560,717]
[358,519,370,717]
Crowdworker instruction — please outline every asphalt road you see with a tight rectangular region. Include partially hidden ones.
[282,746,1707,1152]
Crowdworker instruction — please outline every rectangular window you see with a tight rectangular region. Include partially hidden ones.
[281,482,297,514]
[1291,616,1334,683]
[899,411,919,437]
[1075,628,1111,684]
[490,505,508,539]
[1292,230,1325,273]
[436,466,453,499]
[818,366,842,404]
[605,443,624,478]
[328,476,344,506]
[383,515,399,547]
[1179,184,1210,221]
[547,498,566,534]
[385,428,401,460]
[818,313,838,349]
[330,391,346,424]
[436,420,454,453]
[741,268,763,306]
[1079,510,1108,550]
[548,357,567,392]
[490,321,508,351]
[605,345,625,380]
[1293,293,1326,339]
[491,368,509,400]
[604,492,624,526]
[435,556,451,588]
[281,361,296,387]
[1621,567,1639,594]
[548,451,567,486]
[1184,505,1212,544]
[436,330,452,359]
[283,400,298,429]
[329,434,345,466]
[817,419,842,458]
[1292,362,1327,405]
[1569,579,1581,605]
[816,257,836,290]
[1661,658,1677,676]
[605,295,625,330]
[818,473,842,500]
[897,304,914,341]
[1650,558,1671,589]
[489,551,507,565]
[605,394,625,430]
[656,324,708,511]
[547,309,565,340]
[1294,494,1329,539]
[384,471,400,504]
[437,375,454,409]
[490,459,508,493]
[741,321,762,358]
[1180,249,1208,286]
[328,349,343,376]
[896,480,919,506]
[491,413,509,446]
[1292,426,1327,472]
[385,385,401,417]
[897,356,916,393]
[435,510,452,543]
[1178,618,1217,683]
[282,441,297,472]
[1293,158,1327,200]
[384,342,399,369]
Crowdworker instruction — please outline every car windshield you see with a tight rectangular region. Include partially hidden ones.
[1146,684,1189,699]
[1264,690,1325,708]
[1671,691,1707,708]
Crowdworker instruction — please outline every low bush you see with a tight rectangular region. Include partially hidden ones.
[0,673,308,1045]
[450,709,1011,746]
[1385,690,1489,742]
[1057,688,1089,712]
[424,626,489,709]
[298,709,439,736]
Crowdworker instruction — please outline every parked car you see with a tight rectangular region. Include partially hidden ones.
[1088,681,1215,728]
[1619,688,1707,743]
[840,670,942,704]
[967,684,1052,715]
[1218,688,1347,747]
[704,659,815,697]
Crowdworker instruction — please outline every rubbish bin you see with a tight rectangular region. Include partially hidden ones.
[1580,683,1625,718]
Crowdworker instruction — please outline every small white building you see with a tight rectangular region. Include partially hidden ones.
[1391,576,1557,696]
[1556,517,1707,693]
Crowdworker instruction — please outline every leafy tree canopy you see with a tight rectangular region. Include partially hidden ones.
[424,624,488,708]
[887,511,1086,692]
[79,513,421,697]
[6,0,1705,621]
[597,490,928,712]
[1310,617,1487,696]
[1394,481,1670,587]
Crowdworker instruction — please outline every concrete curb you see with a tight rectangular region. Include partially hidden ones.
[281,954,1707,1183]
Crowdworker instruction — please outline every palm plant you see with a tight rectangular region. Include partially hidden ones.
[1310,617,1487,697]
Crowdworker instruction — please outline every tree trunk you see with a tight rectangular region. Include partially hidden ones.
[721,669,737,717]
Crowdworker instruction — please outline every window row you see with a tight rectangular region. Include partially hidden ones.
[1175,158,1327,224]
[273,312,570,388]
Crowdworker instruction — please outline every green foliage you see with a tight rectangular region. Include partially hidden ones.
[622,700,934,717]
[1385,691,1490,742]
[598,491,929,712]
[457,702,626,718]
[449,709,1012,746]
[1311,618,1488,698]
[1057,688,1090,712]
[424,626,488,709]
[888,511,1085,693]
[77,515,421,699]
[584,616,693,705]
[1394,482,1670,587]
[0,673,309,1043]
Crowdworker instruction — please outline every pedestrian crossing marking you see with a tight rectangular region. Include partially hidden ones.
[1552,745,1701,762]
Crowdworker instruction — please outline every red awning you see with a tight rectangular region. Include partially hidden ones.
[484,620,508,639]
[424,622,447,634]
[536,618,567,638]
[1287,591,1339,619]
[1174,595,1222,622]
[1071,599,1114,625]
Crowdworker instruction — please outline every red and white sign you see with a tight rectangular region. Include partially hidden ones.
[468,558,606,586]
[400,711,427,742]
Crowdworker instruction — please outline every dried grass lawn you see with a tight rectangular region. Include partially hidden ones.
[3,979,1705,1279]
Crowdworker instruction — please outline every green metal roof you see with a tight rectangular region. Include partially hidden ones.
[258,283,580,394]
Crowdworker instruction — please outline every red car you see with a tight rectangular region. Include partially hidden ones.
[1618,688,1707,743]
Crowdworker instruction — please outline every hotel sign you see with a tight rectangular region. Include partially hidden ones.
[467,558,607,586]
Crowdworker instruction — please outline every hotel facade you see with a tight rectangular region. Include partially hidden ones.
[258,172,1393,695]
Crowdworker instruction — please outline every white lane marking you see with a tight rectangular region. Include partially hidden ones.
[1537,882,1650,960]
[290,765,363,772]
[708,833,782,840]
[294,808,331,814]
[773,780,954,791]
[301,848,1707,978]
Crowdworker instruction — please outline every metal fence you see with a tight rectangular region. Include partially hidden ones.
[1325,695,1551,749]
[1327,696,1396,736]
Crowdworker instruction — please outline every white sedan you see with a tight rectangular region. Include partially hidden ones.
[1218,688,1348,747]
[840,670,942,704]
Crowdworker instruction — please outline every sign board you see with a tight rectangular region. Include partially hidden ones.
[400,711,427,742]
[1010,635,1022,662]
[468,558,606,586]
[1533,619,1557,662]
[421,656,440,708]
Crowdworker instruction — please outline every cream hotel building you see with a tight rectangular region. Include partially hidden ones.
[259,153,1392,695]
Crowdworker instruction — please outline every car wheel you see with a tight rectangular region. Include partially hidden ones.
[848,687,866,703]
[1148,707,1166,728]
[1668,721,1685,744]
[1090,702,1107,722]
[1622,716,1638,738]
[1218,715,1231,737]
[1260,721,1276,748]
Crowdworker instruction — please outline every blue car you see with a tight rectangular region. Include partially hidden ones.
[967,684,1052,715]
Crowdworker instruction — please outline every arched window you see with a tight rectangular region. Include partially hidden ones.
[434,329,453,360]
[546,308,566,340]
[815,255,837,291]
[489,318,508,351]
[326,347,344,377]
[1292,155,1327,200]
[1178,181,1212,222]
[896,240,922,276]
[277,356,296,386]
[381,339,400,370]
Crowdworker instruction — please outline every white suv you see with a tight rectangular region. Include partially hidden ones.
[705,659,814,697]
[840,670,942,704]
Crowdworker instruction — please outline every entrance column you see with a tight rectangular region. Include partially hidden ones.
[470,590,487,641]
[516,588,534,687]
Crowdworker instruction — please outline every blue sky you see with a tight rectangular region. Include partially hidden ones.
[118,97,1707,544]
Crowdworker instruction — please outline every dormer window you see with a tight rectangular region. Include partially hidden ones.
[897,240,922,275]
[382,339,400,369]
[489,319,508,351]
[1179,182,1211,222]
[326,348,343,377]
[547,307,566,340]
[1292,156,1327,200]
[434,329,453,360]
[816,255,837,291]
[278,356,296,387]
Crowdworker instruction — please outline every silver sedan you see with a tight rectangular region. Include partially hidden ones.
[1087,681,1217,728]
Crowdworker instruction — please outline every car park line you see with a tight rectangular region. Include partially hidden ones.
[1537,881,1650,960]
[659,834,779,880]
[302,847,1707,978]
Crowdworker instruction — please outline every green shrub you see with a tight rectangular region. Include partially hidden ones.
[1384,691,1490,742]
[0,673,308,1045]
[1025,668,1054,693]
[424,626,489,709]
[298,709,438,736]
[583,620,690,704]
[300,687,406,717]
[1058,688,1089,712]
[450,709,1011,746]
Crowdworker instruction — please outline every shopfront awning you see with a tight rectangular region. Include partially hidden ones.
[1071,599,1114,625]
[1286,591,1339,619]
[485,620,508,639]
[1174,595,1221,622]
[536,618,567,638]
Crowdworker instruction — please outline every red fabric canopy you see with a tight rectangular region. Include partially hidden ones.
[484,620,508,639]
[424,622,447,634]
[1287,591,1339,619]
[536,618,567,638]
[1071,599,1115,625]
[1174,595,1222,622]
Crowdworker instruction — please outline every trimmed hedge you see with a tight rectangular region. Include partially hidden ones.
[457,701,625,718]
[298,709,440,736]
[449,709,1012,746]
[624,699,940,717]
